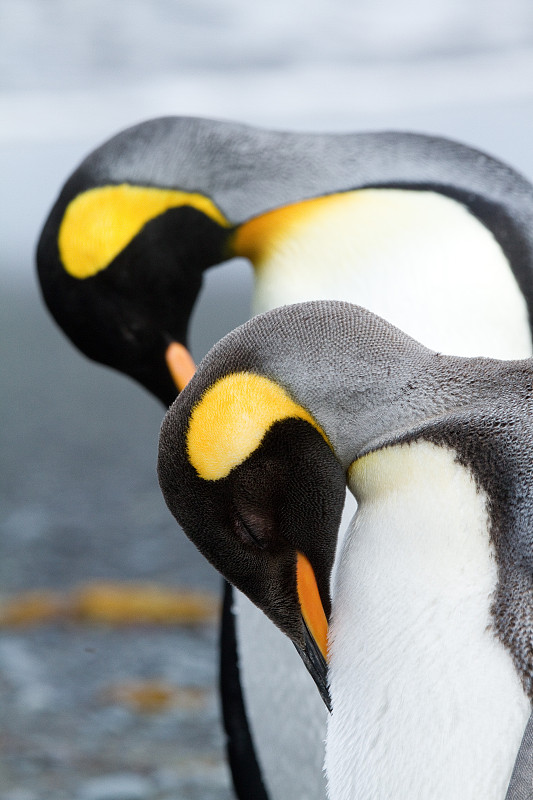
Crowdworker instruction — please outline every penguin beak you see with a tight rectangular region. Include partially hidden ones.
[296,552,331,712]
[165,342,196,392]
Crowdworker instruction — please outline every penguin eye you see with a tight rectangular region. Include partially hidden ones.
[232,512,269,550]
[119,318,145,345]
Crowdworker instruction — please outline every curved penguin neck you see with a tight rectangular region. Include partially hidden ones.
[242,188,531,361]
[325,441,530,800]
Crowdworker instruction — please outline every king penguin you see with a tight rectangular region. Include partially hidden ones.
[158,299,533,800]
[37,116,533,800]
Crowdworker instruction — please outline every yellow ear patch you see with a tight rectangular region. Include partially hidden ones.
[186,372,326,480]
[58,183,230,279]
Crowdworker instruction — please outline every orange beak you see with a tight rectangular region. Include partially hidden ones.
[296,552,331,710]
[165,342,196,393]
[296,552,329,662]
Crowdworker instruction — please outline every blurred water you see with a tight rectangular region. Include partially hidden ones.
[2,1,533,797]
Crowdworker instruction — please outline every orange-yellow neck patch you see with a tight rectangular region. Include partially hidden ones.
[58,183,230,279]
[231,191,360,266]
[186,372,327,481]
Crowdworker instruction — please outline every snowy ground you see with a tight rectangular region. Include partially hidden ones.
[2,1,533,798]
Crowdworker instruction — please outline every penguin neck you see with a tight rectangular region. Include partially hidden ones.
[236,188,531,360]
[325,441,530,800]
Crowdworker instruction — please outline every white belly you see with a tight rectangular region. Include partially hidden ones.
[326,442,530,800]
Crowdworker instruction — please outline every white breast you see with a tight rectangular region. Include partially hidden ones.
[252,189,531,359]
[326,441,530,800]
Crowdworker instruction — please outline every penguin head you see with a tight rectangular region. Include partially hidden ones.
[158,369,347,708]
[36,179,232,405]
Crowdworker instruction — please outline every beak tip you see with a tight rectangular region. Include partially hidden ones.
[322,684,333,714]
[165,341,196,392]
[297,622,332,713]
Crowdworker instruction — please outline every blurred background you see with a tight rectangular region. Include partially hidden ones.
[2,1,533,798]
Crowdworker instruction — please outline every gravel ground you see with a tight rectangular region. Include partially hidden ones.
[0,626,230,800]
[1,271,252,800]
